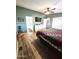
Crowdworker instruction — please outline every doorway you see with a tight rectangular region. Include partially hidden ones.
[26,16,34,33]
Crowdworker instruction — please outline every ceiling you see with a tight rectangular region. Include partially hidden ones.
[16,0,62,13]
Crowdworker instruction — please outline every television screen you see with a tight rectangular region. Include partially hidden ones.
[35,17,42,22]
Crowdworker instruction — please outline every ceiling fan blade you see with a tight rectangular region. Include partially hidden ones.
[52,8,56,10]
[51,11,54,14]
[44,7,55,15]
[44,11,47,13]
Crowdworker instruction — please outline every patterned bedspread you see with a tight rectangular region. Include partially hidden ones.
[37,28,62,49]
[43,29,62,41]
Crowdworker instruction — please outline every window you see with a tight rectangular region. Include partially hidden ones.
[17,17,24,22]
[52,17,62,29]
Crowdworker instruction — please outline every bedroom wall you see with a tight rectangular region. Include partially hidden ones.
[16,6,62,32]
[52,13,62,17]
[46,13,62,29]
[50,13,62,29]
[16,6,44,32]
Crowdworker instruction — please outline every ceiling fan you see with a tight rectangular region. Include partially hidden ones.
[44,7,56,15]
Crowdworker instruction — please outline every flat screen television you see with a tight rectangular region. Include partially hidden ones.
[35,17,42,22]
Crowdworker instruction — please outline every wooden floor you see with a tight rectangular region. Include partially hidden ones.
[17,32,62,59]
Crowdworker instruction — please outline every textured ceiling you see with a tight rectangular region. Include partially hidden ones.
[16,0,62,13]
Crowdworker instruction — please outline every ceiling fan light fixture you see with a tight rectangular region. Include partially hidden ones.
[44,7,55,15]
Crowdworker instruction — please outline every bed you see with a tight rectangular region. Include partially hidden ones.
[36,28,62,52]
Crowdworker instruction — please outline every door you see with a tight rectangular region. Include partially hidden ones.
[26,16,33,33]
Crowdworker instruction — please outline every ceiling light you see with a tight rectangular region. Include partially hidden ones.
[44,7,56,15]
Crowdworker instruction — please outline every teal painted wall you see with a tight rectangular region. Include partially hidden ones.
[16,6,62,32]
[52,13,62,17]
[16,6,44,17]
[16,6,44,32]
[45,13,62,18]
